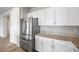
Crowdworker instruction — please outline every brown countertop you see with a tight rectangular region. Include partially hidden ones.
[36,32,79,48]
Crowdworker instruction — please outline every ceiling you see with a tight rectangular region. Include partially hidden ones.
[0,7,12,15]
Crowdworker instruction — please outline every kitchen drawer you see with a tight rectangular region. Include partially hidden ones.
[52,40,78,52]
[54,40,68,46]
[53,44,75,52]
[52,39,72,48]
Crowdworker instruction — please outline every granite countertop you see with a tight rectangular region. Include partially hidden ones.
[36,32,79,48]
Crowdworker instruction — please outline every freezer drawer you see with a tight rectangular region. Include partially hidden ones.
[20,38,32,52]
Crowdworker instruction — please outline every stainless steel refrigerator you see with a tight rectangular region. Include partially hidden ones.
[20,17,40,52]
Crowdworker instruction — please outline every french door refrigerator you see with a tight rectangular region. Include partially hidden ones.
[20,17,40,52]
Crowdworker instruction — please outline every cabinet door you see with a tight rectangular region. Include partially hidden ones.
[53,41,76,52]
[53,44,75,52]
[68,7,79,25]
[30,11,38,18]
[35,36,43,52]
[43,38,55,52]
[27,11,39,20]
[45,8,55,26]
[38,8,46,25]
[27,12,32,17]
[55,7,68,25]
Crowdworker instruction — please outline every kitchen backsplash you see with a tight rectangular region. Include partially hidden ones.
[40,26,79,37]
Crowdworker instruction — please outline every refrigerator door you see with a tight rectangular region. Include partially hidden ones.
[20,17,40,51]
[26,22,30,35]
[26,17,32,36]
[29,20,32,36]
[20,19,26,34]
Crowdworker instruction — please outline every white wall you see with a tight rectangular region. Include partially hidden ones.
[0,15,4,37]
[0,7,20,47]
[9,8,20,47]
[0,8,12,38]
[0,13,9,37]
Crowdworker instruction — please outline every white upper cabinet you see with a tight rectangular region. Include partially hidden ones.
[27,7,79,26]
[27,8,46,25]
[55,7,68,25]
[45,8,55,26]
[27,12,32,17]
[27,11,39,18]
[68,7,79,25]
[20,7,30,18]
[37,8,46,25]
[30,11,38,18]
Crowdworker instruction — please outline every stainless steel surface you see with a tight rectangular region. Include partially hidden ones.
[20,34,32,40]
[20,38,32,51]
[20,18,26,34]
[20,17,40,51]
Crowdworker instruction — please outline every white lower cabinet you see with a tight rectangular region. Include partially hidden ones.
[43,38,55,52]
[35,35,78,52]
[53,43,75,52]
[35,35,55,52]
[35,36,43,52]
[52,40,78,52]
